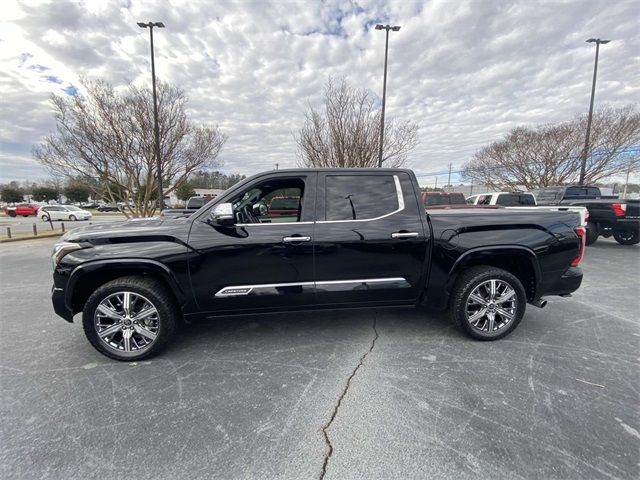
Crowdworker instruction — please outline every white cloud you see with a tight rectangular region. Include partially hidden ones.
[0,0,638,185]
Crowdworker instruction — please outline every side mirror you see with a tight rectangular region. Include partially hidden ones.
[208,203,235,227]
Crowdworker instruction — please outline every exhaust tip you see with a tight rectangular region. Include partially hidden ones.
[532,299,547,308]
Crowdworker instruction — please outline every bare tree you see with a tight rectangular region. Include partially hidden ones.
[33,79,227,217]
[296,78,418,168]
[462,105,640,190]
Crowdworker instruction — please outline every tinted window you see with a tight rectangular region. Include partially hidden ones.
[424,195,448,206]
[587,187,600,196]
[565,187,585,197]
[270,197,300,210]
[496,194,536,206]
[536,188,561,202]
[325,175,398,221]
[187,197,206,209]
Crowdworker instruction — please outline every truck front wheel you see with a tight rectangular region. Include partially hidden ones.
[450,266,527,341]
[82,276,179,361]
[613,229,639,246]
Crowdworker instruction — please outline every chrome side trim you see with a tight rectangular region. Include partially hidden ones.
[216,281,315,297]
[316,175,405,224]
[215,277,409,297]
[316,278,406,286]
[236,221,315,227]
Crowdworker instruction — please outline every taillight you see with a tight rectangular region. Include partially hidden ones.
[571,226,586,267]
[612,203,627,217]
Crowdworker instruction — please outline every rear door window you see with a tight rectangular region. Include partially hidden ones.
[477,195,492,205]
[324,175,399,221]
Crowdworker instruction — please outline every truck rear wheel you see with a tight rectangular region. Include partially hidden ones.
[450,266,526,341]
[585,221,599,246]
[82,276,179,361]
[613,229,639,246]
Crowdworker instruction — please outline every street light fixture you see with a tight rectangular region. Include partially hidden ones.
[138,21,165,209]
[579,37,610,185]
[375,23,401,168]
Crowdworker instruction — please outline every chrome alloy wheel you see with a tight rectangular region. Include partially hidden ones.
[465,279,517,334]
[94,291,160,353]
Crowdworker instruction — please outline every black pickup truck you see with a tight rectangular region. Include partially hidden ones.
[51,169,585,361]
[535,185,640,245]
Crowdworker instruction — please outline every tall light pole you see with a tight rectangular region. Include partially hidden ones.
[579,38,610,185]
[137,21,165,208]
[375,24,400,168]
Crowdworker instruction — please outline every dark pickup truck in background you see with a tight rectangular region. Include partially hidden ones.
[534,185,640,245]
[160,195,215,218]
[51,169,585,361]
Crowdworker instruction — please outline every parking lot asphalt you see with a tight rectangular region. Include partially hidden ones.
[0,237,638,479]
[0,214,123,236]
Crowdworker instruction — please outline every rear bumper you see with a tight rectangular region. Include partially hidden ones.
[541,266,583,298]
[52,285,74,322]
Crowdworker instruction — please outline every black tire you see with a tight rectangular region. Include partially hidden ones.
[41,215,49,222]
[450,266,527,341]
[8,211,16,217]
[82,276,179,361]
[613,229,639,246]
[69,214,77,221]
[585,221,599,246]
[22,215,28,217]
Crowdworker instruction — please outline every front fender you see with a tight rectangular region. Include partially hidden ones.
[65,258,187,309]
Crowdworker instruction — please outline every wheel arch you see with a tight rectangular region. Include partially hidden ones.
[66,259,186,315]
[447,246,540,303]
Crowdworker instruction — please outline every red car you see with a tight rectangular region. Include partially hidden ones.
[3,203,40,217]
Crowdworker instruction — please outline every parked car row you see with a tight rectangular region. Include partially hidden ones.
[421,186,639,246]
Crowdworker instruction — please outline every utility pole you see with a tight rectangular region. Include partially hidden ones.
[137,21,166,209]
[447,163,452,193]
[375,24,401,168]
[434,176,438,190]
[622,165,631,199]
[579,38,610,185]
[275,163,279,170]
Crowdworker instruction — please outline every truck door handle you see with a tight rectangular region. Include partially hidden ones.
[391,232,419,239]
[283,236,311,243]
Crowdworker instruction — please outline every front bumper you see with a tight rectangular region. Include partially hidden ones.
[52,285,74,322]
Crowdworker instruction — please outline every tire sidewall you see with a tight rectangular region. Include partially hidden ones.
[82,278,177,361]
[69,215,77,221]
[452,268,527,341]
[613,229,639,245]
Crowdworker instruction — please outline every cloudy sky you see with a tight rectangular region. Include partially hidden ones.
[1,0,638,185]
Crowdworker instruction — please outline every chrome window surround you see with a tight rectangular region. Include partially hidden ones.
[215,277,408,297]
[236,175,404,227]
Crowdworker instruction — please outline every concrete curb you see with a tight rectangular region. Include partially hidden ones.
[0,232,62,243]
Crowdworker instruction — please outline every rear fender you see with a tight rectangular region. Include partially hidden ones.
[447,246,541,302]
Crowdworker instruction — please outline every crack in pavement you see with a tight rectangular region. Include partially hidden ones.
[319,315,379,480]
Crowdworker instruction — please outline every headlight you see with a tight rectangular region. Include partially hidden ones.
[52,242,85,268]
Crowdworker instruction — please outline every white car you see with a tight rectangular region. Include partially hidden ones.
[466,192,537,206]
[39,205,93,222]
